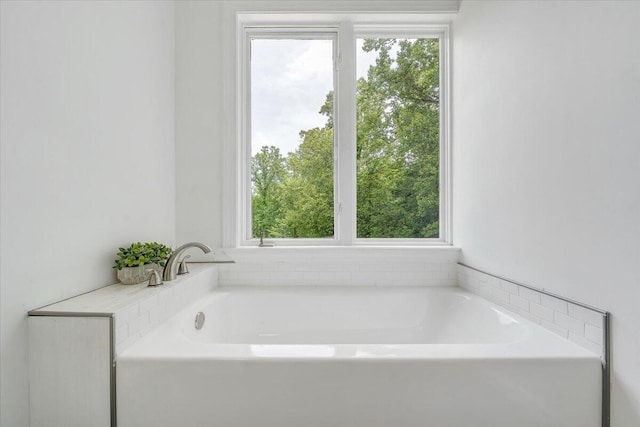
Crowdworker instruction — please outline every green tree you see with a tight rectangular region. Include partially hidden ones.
[281,126,334,238]
[251,146,286,237]
[356,38,440,238]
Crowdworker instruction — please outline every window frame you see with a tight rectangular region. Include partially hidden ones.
[241,26,340,245]
[229,15,451,247]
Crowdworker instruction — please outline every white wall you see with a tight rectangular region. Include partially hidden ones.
[175,0,225,249]
[452,1,640,425]
[174,0,460,249]
[0,2,175,426]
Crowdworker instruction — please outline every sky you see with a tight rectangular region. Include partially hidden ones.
[250,38,379,155]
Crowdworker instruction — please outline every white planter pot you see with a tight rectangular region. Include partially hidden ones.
[116,263,161,285]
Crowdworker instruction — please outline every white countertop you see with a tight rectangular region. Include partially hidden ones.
[29,264,216,316]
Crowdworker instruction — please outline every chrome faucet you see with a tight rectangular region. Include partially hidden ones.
[259,230,275,247]
[162,242,212,282]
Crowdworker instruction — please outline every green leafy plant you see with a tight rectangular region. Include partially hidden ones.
[113,242,172,270]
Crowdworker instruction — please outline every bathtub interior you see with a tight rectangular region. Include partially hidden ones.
[181,287,528,345]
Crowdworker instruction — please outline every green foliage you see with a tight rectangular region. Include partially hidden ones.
[113,242,172,270]
[356,38,440,238]
[282,127,334,238]
[251,146,286,237]
[251,37,440,239]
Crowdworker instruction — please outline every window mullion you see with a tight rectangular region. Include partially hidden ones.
[336,22,356,245]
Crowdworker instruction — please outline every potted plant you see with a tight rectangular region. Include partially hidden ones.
[113,242,172,285]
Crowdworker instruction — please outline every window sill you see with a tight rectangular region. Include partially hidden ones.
[224,245,460,260]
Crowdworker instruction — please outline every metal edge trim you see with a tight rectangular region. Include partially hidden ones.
[28,311,113,317]
[457,262,608,314]
[189,260,236,264]
[457,262,610,427]
[110,315,117,427]
[602,312,611,427]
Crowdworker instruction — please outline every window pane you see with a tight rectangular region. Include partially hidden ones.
[250,38,334,239]
[356,38,440,238]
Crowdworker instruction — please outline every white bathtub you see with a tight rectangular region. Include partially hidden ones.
[117,286,601,427]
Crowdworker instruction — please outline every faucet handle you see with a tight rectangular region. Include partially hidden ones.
[258,230,275,247]
[177,255,191,275]
[146,269,163,287]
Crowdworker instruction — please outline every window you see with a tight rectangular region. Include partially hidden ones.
[249,33,336,239]
[356,36,441,239]
[233,19,450,246]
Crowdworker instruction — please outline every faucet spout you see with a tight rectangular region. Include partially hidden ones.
[162,242,212,282]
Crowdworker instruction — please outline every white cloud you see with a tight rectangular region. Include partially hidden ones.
[284,41,333,84]
[357,38,377,79]
[249,38,403,155]
[251,39,333,155]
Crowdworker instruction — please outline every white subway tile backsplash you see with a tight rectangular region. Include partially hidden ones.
[294,263,312,272]
[333,272,354,283]
[349,276,381,286]
[238,262,268,272]
[541,319,569,339]
[112,265,218,354]
[479,275,500,289]
[397,262,428,272]
[148,302,168,326]
[274,262,295,272]
[127,311,149,337]
[491,287,510,305]
[219,248,460,287]
[585,323,604,346]
[139,294,159,314]
[509,294,530,311]
[475,286,493,302]
[500,280,519,295]
[424,263,442,272]
[113,312,128,329]
[157,286,176,306]
[358,263,390,273]
[568,303,603,328]
[568,332,602,356]
[270,272,305,282]
[433,270,454,280]
[519,287,541,304]
[302,271,337,285]
[517,308,541,325]
[382,271,417,281]
[530,302,554,322]
[554,312,584,335]
[457,264,605,356]
[115,325,128,345]
[124,301,140,319]
[324,263,353,273]
[541,294,568,315]
[440,277,458,287]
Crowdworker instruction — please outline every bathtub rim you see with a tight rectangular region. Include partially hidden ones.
[118,285,601,363]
